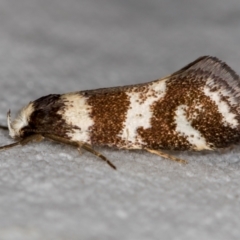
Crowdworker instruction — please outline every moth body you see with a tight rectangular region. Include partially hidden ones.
[7,56,240,154]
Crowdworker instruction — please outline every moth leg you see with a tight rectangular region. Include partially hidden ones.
[81,142,117,170]
[0,140,22,151]
[77,146,83,155]
[0,134,44,151]
[146,148,187,164]
[20,134,44,145]
[43,134,116,170]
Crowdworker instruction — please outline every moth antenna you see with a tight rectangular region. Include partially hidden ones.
[0,134,44,151]
[0,125,8,130]
[0,110,9,130]
[0,141,22,151]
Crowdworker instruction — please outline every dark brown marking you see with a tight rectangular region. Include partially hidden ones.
[87,91,130,147]
[21,94,76,138]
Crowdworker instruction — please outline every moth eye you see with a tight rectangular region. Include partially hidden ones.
[19,129,26,137]
[20,126,32,138]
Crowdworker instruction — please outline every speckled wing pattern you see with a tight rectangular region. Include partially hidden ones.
[22,56,240,152]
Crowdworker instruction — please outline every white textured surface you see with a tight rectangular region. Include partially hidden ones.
[0,0,240,240]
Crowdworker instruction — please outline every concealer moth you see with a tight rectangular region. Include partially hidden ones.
[1,56,240,169]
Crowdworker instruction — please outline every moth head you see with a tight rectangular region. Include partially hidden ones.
[7,103,34,139]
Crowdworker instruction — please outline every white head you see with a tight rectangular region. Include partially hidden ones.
[7,103,34,139]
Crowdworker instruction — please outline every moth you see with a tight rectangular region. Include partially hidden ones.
[1,56,240,169]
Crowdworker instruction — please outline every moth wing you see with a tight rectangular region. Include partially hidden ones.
[168,56,240,86]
